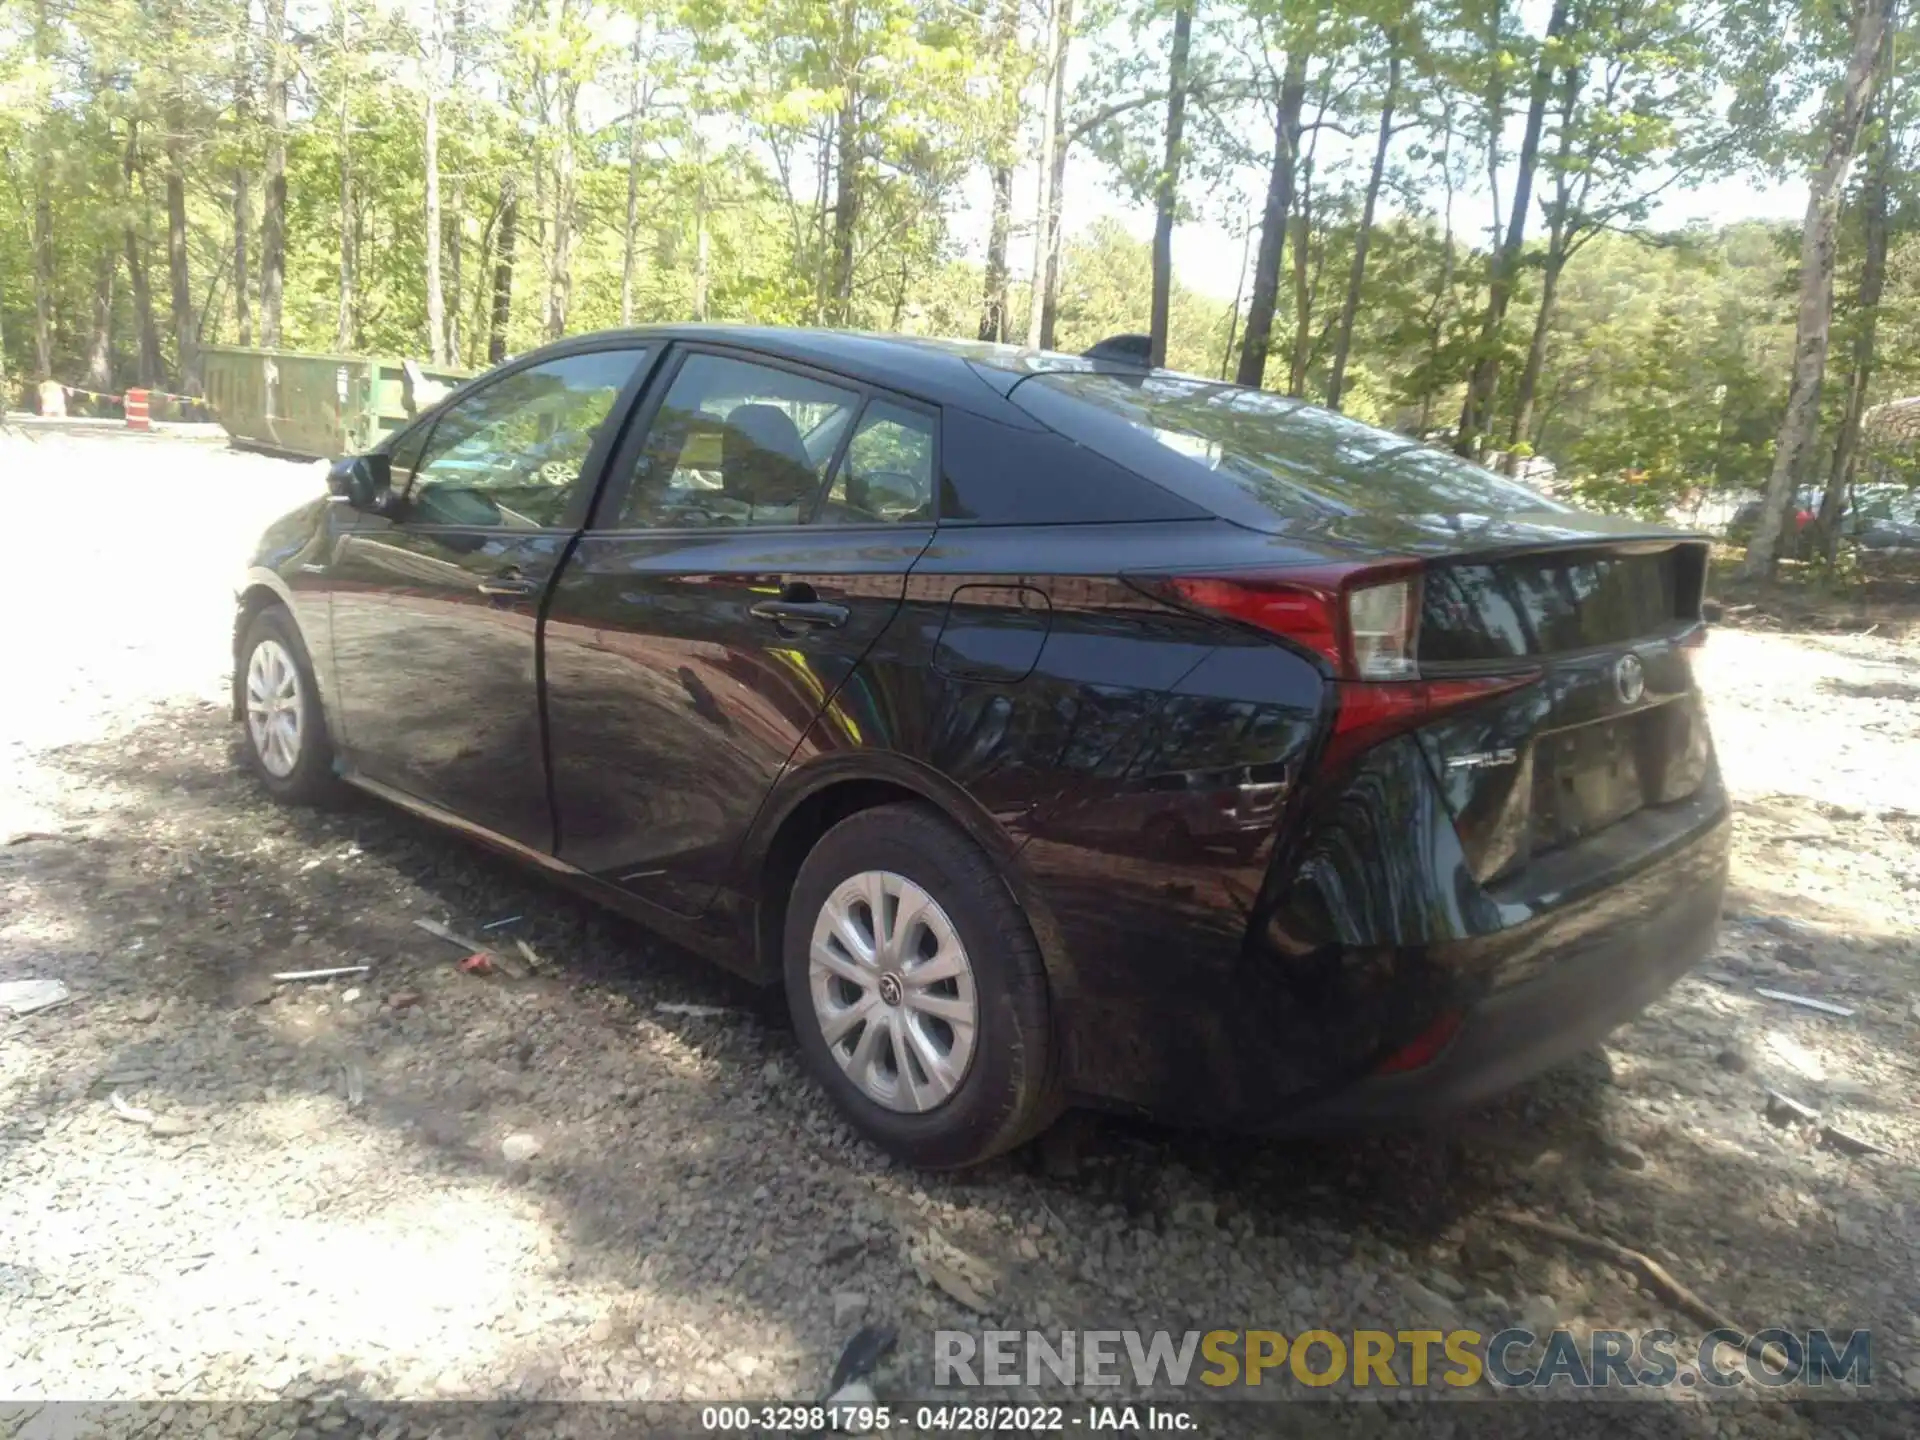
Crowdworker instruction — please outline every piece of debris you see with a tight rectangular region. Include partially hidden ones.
[388,991,422,1010]
[655,1002,736,1018]
[501,1132,542,1164]
[1754,987,1854,1017]
[923,1257,992,1314]
[1764,1090,1822,1126]
[482,915,523,930]
[109,1091,156,1126]
[1763,1030,1827,1081]
[4,830,63,846]
[150,1115,198,1137]
[458,953,496,976]
[341,988,361,1003]
[514,938,545,972]
[271,965,371,982]
[1493,1210,1789,1373]
[414,917,492,953]
[0,978,71,1016]
[1820,1124,1891,1158]
[827,1324,897,1396]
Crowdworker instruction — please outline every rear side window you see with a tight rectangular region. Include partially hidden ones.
[1018,372,1569,519]
[821,400,936,523]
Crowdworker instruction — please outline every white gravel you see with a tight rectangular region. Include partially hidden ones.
[1,428,1914,1432]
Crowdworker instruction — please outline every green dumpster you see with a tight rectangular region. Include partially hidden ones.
[200,345,475,460]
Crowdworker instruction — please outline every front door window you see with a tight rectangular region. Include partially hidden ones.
[409,349,646,528]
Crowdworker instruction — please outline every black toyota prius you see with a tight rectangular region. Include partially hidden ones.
[232,325,1728,1168]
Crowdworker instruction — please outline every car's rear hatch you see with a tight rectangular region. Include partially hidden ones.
[1402,534,1713,890]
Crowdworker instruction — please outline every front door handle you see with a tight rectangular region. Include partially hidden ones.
[749,599,850,629]
[477,572,538,598]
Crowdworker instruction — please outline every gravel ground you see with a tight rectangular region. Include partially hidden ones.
[2,428,1916,1434]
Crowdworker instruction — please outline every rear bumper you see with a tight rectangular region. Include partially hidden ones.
[1286,815,1727,1125]
[1051,793,1730,1130]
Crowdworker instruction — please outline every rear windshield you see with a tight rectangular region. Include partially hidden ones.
[1021,372,1571,519]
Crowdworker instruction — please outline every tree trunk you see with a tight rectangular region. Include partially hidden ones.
[693,170,710,321]
[1503,66,1582,473]
[828,0,861,325]
[447,179,464,362]
[1740,0,1894,579]
[1455,0,1572,457]
[1234,47,1308,388]
[1026,0,1074,348]
[445,0,470,362]
[980,164,1013,341]
[232,25,253,349]
[424,0,447,363]
[32,0,55,380]
[165,113,198,392]
[1288,92,1330,398]
[231,171,252,347]
[124,125,164,389]
[620,28,644,326]
[489,177,517,364]
[336,0,355,353]
[1815,18,1896,561]
[86,248,117,393]
[977,0,1019,342]
[1147,3,1194,367]
[547,90,578,341]
[1220,217,1251,378]
[1326,44,1398,411]
[830,90,860,324]
[1504,245,1565,468]
[259,0,288,347]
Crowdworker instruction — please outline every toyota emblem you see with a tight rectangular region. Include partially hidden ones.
[1614,653,1646,705]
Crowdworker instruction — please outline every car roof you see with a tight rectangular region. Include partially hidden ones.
[527,324,1208,419]
[525,325,1039,416]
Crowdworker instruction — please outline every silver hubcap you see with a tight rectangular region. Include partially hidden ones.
[808,871,978,1114]
[245,638,303,778]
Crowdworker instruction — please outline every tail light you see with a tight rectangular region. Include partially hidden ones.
[1137,562,1539,774]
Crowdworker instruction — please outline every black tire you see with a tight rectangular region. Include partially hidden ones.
[783,803,1060,1169]
[238,605,339,805]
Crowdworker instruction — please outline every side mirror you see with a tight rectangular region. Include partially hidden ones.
[325,453,394,512]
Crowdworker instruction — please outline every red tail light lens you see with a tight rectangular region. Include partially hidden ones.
[1157,562,1422,681]
[1142,562,1540,774]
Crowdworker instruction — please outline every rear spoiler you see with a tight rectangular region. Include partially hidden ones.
[1083,334,1153,367]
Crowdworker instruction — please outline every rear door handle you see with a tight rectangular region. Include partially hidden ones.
[749,599,849,629]
[477,573,538,598]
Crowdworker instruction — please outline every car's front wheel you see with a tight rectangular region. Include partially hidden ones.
[783,803,1059,1169]
[239,605,338,804]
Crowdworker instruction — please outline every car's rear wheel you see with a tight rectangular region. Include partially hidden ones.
[240,605,338,804]
[783,802,1059,1169]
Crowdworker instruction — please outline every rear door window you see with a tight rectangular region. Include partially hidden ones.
[616,353,861,529]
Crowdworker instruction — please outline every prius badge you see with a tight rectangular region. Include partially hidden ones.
[1446,747,1518,772]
